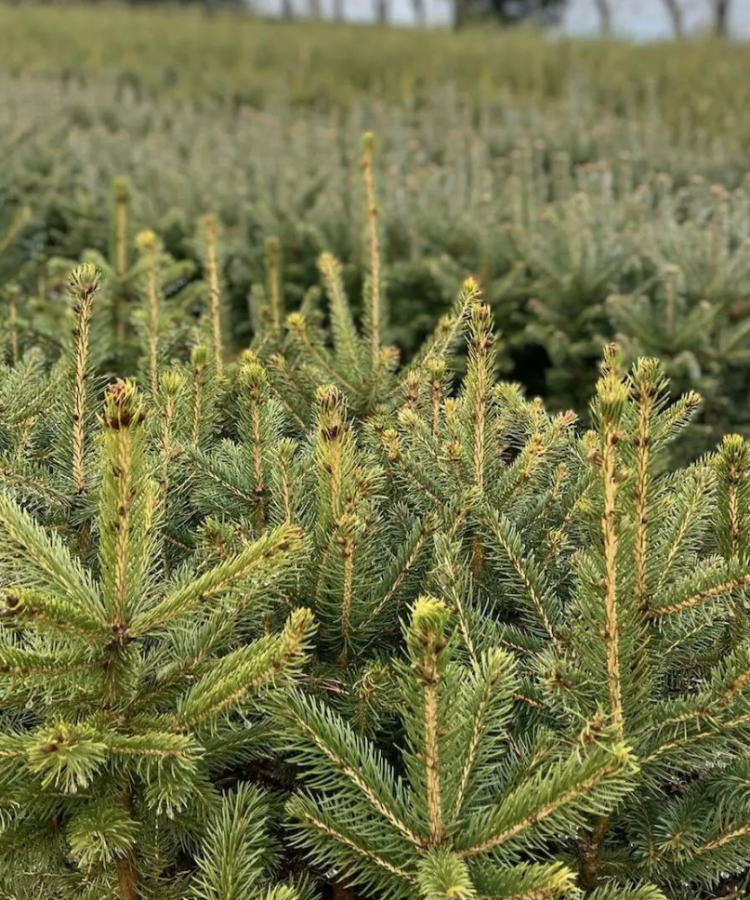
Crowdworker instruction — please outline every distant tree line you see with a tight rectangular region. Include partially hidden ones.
[272,0,735,37]
[178,0,738,37]
[273,0,566,29]
[593,0,732,38]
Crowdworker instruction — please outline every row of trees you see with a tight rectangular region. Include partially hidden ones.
[271,0,565,28]
[271,0,734,37]
[594,0,733,38]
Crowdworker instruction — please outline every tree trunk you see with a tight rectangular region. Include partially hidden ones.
[577,816,610,892]
[281,0,294,18]
[308,0,322,17]
[116,787,139,900]
[374,0,388,25]
[333,0,345,20]
[117,850,139,900]
[662,0,684,38]
[452,0,467,30]
[411,0,426,26]
[594,0,612,36]
[712,0,731,37]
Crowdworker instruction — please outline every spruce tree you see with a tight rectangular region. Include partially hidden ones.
[0,371,313,898]
[534,349,750,898]
[283,596,637,900]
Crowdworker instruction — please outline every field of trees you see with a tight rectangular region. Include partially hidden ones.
[4,6,750,900]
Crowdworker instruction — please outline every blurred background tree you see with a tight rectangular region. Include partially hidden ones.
[452,0,565,29]
[484,0,566,24]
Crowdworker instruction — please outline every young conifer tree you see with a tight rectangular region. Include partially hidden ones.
[245,134,431,420]
[0,366,314,899]
[283,596,640,900]
[0,264,104,531]
[532,348,750,898]
[185,261,581,736]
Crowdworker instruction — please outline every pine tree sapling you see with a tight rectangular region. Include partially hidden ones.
[285,597,636,900]
[0,378,314,898]
[538,350,750,897]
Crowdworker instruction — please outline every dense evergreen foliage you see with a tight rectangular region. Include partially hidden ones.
[2,159,750,896]
[5,19,750,458]
[4,14,750,897]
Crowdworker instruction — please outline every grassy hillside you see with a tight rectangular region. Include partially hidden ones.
[0,3,749,129]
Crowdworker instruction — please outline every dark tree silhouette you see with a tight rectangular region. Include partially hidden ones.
[487,0,566,25]
[662,0,685,38]
[710,0,731,37]
[594,0,612,35]
[454,0,566,29]
[374,0,389,24]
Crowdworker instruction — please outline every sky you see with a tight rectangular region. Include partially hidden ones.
[562,0,750,39]
[257,0,750,36]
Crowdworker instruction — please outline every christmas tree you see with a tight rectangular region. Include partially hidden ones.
[0,353,313,898]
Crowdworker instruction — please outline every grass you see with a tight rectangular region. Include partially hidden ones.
[0,2,749,132]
